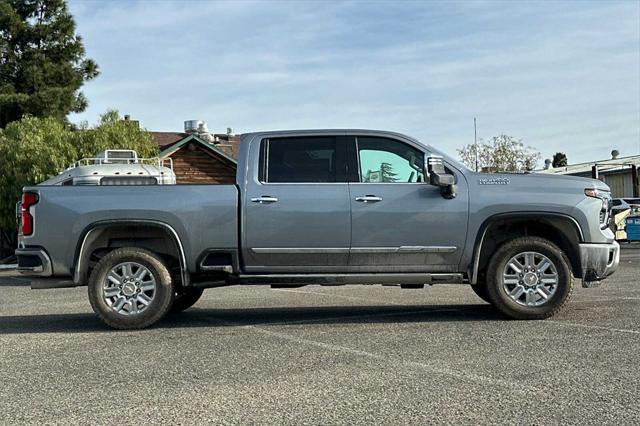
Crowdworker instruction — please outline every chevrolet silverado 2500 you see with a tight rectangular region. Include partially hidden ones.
[16,130,620,329]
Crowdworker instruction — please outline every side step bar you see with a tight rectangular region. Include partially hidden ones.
[228,273,464,286]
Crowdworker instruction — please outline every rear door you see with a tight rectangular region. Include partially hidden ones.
[348,136,468,272]
[242,135,352,273]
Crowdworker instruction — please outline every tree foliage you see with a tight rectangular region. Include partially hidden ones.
[380,162,398,182]
[0,0,99,128]
[458,134,541,173]
[0,111,158,228]
[552,152,568,168]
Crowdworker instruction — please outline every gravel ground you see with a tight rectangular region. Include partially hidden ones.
[0,249,639,424]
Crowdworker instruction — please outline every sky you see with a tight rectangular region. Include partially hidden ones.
[67,0,640,165]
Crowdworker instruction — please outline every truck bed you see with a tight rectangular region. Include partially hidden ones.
[22,184,239,275]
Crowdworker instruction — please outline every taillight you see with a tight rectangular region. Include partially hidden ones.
[21,192,39,236]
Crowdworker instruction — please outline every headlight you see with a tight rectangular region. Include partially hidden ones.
[585,188,611,228]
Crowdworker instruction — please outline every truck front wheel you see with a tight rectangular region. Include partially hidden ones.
[485,237,573,319]
[88,247,175,329]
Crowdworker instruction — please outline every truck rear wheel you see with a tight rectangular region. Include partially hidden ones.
[88,247,175,329]
[485,237,573,319]
[171,288,204,313]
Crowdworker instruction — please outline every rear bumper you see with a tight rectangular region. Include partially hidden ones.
[15,247,53,277]
[579,241,620,285]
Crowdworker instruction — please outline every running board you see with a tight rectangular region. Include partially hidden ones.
[199,265,233,273]
[229,273,464,286]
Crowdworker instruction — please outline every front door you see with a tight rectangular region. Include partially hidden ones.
[243,135,351,273]
[348,136,468,272]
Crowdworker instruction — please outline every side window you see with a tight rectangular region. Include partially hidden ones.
[357,137,425,183]
[261,137,339,183]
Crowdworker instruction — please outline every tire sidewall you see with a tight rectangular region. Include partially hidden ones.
[486,238,573,319]
[88,248,174,329]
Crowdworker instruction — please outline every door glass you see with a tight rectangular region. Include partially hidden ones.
[357,137,425,183]
[262,137,338,183]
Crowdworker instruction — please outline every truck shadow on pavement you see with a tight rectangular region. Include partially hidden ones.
[0,304,503,334]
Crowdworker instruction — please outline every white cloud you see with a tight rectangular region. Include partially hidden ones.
[68,0,640,164]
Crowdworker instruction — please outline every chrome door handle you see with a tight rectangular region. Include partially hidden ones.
[355,195,383,202]
[251,196,279,203]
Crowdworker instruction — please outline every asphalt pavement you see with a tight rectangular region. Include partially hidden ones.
[1,249,639,424]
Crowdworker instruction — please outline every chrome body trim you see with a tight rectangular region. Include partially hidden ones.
[251,248,350,254]
[580,241,620,285]
[351,246,457,254]
[250,246,457,255]
[200,265,234,273]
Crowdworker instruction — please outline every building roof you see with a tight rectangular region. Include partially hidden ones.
[158,134,237,165]
[538,154,640,175]
[150,131,240,159]
[150,132,189,148]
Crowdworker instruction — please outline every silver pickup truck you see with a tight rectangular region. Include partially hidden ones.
[16,130,620,329]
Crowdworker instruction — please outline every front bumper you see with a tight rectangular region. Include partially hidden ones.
[579,241,620,286]
[15,247,53,277]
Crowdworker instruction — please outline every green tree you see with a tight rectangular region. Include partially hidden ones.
[0,111,158,230]
[380,162,398,182]
[75,110,158,159]
[0,0,99,128]
[552,152,568,168]
[458,134,541,172]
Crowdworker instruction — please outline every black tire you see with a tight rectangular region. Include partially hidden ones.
[88,247,175,330]
[485,237,573,320]
[470,281,492,304]
[171,287,204,313]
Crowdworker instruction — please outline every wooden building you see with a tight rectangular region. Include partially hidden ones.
[150,131,239,184]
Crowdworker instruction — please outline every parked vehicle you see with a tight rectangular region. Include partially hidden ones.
[16,130,619,329]
[40,149,176,186]
[15,149,176,228]
[610,198,640,240]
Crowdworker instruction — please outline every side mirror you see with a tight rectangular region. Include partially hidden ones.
[426,156,457,199]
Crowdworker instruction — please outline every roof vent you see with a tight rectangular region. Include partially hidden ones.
[611,149,620,159]
[184,120,204,134]
[544,158,552,169]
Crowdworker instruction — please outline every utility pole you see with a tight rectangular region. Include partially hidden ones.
[474,117,478,172]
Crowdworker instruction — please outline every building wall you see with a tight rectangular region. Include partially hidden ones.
[602,172,634,198]
[560,170,634,198]
[165,142,236,184]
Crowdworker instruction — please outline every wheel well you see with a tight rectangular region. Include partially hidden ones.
[475,217,582,282]
[76,224,183,285]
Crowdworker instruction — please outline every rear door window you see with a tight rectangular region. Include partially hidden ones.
[260,137,341,183]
